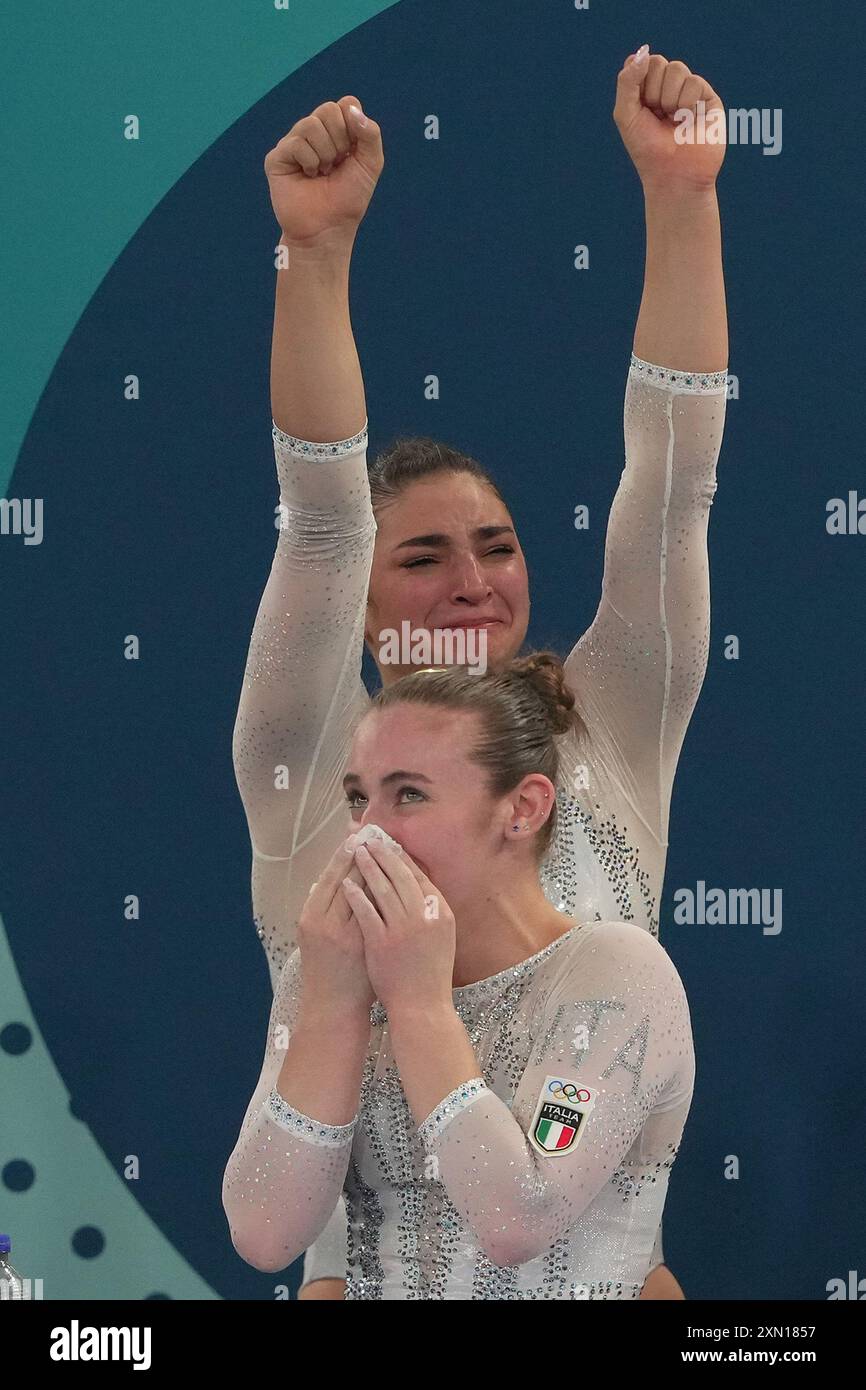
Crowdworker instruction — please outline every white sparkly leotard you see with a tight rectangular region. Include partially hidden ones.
[222,918,695,1298]
[229,352,728,1292]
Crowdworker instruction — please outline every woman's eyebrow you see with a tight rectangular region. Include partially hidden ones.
[343,770,433,789]
[393,525,515,551]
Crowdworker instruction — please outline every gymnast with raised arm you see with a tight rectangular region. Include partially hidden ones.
[230,43,728,1298]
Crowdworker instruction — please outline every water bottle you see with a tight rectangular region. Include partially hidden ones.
[0,1236,25,1299]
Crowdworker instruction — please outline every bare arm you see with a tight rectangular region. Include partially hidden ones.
[634,183,727,372]
[616,47,728,373]
[271,239,366,440]
[264,95,383,439]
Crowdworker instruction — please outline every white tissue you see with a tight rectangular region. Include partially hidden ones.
[352,823,402,852]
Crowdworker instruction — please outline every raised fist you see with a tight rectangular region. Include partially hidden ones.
[264,96,385,248]
[614,48,726,191]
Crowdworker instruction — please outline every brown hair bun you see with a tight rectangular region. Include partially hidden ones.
[509,650,577,737]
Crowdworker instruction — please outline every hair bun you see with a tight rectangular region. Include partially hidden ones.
[510,650,577,736]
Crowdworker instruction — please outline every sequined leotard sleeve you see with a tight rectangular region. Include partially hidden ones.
[231,421,374,995]
[562,355,728,852]
[555,356,725,1288]
[223,921,693,1288]
[222,950,357,1273]
[417,923,694,1272]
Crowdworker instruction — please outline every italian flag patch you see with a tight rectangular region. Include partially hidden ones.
[528,1075,598,1158]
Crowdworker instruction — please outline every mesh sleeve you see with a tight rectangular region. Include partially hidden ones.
[232,422,374,982]
[222,953,357,1273]
[418,922,695,1268]
[565,355,728,844]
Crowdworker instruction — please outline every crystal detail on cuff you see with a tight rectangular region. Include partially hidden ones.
[265,1086,357,1146]
[629,353,728,393]
[271,419,369,459]
[418,1076,489,1147]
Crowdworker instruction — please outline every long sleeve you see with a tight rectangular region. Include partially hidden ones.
[222,951,357,1274]
[301,1196,348,1285]
[565,354,728,846]
[417,922,694,1269]
[232,422,375,986]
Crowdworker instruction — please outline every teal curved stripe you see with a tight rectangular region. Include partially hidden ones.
[0,0,399,1298]
[0,0,400,497]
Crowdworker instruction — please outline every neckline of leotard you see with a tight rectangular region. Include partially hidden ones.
[450,919,591,999]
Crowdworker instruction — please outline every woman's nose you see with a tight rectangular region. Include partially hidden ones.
[452,558,492,600]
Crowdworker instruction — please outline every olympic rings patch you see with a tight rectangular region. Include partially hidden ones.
[528,1074,599,1158]
[549,1080,593,1105]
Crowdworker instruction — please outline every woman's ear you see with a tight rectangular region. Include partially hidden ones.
[506,776,555,839]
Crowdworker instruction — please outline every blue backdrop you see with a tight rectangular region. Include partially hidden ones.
[1,0,863,1300]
